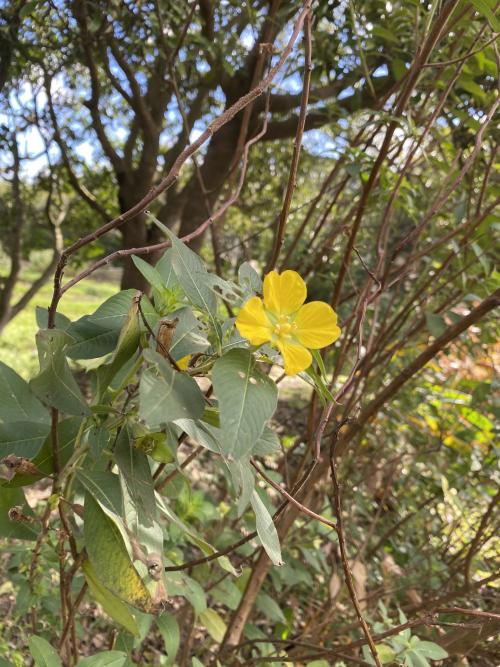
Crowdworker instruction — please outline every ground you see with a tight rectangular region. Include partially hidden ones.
[0,266,120,378]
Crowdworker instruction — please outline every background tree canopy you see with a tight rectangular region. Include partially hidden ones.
[0,1,499,666]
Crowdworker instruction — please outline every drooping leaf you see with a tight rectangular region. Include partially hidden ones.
[156,613,180,665]
[114,427,162,553]
[30,329,90,416]
[77,470,130,548]
[96,296,141,396]
[82,560,140,637]
[213,349,277,460]
[199,608,227,643]
[83,492,152,611]
[27,636,63,667]
[250,490,282,566]
[139,350,204,429]
[0,361,48,424]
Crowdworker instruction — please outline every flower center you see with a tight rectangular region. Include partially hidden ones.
[273,315,297,340]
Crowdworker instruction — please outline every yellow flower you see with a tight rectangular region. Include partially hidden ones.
[235,270,341,375]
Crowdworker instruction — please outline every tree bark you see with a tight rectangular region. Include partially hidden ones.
[176,122,241,252]
[118,178,163,291]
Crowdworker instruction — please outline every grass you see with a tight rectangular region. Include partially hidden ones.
[0,266,119,379]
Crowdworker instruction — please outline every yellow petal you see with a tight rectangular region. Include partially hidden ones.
[263,270,307,316]
[176,355,191,370]
[294,302,341,349]
[277,341,312,375]
[235,296,273,345]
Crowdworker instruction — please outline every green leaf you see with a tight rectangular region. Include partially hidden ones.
[256,592,287,624]
[76,652,128,667]
[405,650,430,667]
[82,561,140,637]
[168,308,209,361]
[139,350,205,429]
[471,0,500,31]
[30,329,90,416]
[238,262,262,296]
[77,471,130,547]
[28,636,63,667]
[213,349,277,460]
[376,644,397,664]
[154,249,179,290]
[0,421,50,457]
[35,306,71,331]
[0,361,48,424]
[362,644,397,666]
[114,427,162,554]
[97,296,141,396]
[425,313,447,337]
[66,319,121,361]
[253,426,280,456]
[83,492,152,611]
[175,574,207,614]
[458,76,486,100]
[204,274,243,303]
[227,460,255,516]
[150,219,220,342]
[471,241,490,275]
[132,255,166,293]
[199,608,227,643]
[153,221,216,311]
[67,290,138,359]
[211,579,242,611]
[173,418,222,454]
[0,487,38,540]
[416,641,448,659]
[156,612,180,665]
[250,490,282,566]
[5,417,82,487]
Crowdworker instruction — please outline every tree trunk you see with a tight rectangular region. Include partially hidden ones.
[176,122,240,252]
[119,213,151,291]
[118,173,165,291]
